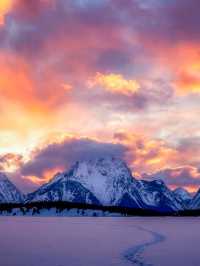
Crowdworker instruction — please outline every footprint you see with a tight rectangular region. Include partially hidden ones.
[123,226,165,266]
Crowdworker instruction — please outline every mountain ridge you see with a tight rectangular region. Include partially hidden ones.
[25,157,186,212]
[0,172,24,203]
[0,158,199,213]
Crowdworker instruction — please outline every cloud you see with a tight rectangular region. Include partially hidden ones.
[174,137,200,166]
[177,137,200,152]
[114,132,179,175]
[12,0,52,19]
[0,0,199,194]
[143,166,200,192]
[0,0,12,25]
[0,153,23,172]
[20,136,127,182]
[113,133,200,187]
[19,132,199,190]
[84,73,174,113]
[88,72,140,96]
[176,70,200,94]
[5,133,200,193]
[0,52,68,112]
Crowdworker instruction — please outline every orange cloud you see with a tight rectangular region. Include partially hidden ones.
[172,44,200,94]
[114,132,178,175]
[113,131,200,192]
[0,52,77,155]
[0,153,23,172]
[154,166,200,193]
[147,42,200,95]
[0,0,12,25]
[62,83,73,92]
[24,167,63,186]
[88,72,140,95]
[0,53,45,112]
[0,52,71,113]
[176,70,200,94]
[133,141,177,174]
[5,129,199,192]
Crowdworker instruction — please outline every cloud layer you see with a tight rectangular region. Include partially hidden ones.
[0,0,199,192]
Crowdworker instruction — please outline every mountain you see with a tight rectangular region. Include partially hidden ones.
[132,180,184,212]
[27,177,101,205]
[27,157,141,208]
[173,188,192,208]
[0,173,24,203]
[26,157,184,212]
[189,189,200,210]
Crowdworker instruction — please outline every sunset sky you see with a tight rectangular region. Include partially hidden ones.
[0,0,200,193]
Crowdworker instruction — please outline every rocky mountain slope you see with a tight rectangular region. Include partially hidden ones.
[173,187,192,208]
[189,189,200,209]
[26,158,185,212]
[0,173,24,203]
[0,158,196,213]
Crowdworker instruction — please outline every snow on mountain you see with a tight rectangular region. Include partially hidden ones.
[1,157,199,213]
[66,157,139,207]
[26,157,185,211]
[27,178,100,205]
[0,173,24,203]
[173,188,192,208]
[133,180,184,212]
[27,157,141,208]
[189,189,200,210]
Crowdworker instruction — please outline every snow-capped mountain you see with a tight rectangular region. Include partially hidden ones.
[189,189,200,210]
[173,188,192,208]
[0,157,194,212]
[27,177,101,205]
[27,158,141,208]
[26,157,184,211]
[132,180,184,212]
[0,173,24,203]
[65,158,140,207]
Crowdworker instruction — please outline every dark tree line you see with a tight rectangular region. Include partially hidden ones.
[0,201,200,216]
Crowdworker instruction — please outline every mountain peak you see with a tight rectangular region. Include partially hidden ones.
[0,173,24,203]
[25,158,186,212]
[72,157,129,171]
[66,157,136,205]
[174,187,192,201]
[27,157,138,207]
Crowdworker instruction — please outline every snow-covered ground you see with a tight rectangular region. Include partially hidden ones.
[0,217,200,266]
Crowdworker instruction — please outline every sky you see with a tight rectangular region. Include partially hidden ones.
[0,0,200,193]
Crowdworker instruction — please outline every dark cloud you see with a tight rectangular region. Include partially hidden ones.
[95,49,132,73]
[20,137,127,179]
[160,0,200,43]
[1,0,199,61]
[114,0,200,44]
[1,0,122,59]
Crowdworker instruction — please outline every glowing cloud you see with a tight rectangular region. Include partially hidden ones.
[176,68,200,94]
[0,153,23,172]
[89,73,140,95]
[0,0,12,25]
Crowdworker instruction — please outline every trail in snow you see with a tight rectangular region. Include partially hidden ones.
[123,226,166,266]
